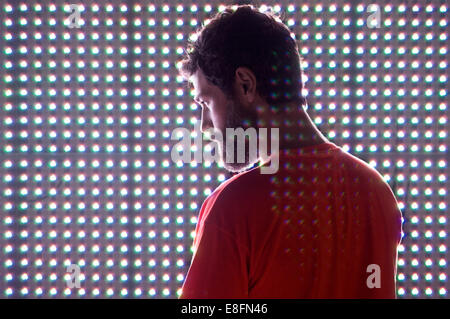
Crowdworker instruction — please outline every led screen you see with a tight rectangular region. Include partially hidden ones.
[0,1,447,298]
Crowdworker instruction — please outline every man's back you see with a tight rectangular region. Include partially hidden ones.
[181,141,403,298]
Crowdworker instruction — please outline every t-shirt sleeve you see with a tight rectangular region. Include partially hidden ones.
[180,196,249,299]
[376,175,403,246]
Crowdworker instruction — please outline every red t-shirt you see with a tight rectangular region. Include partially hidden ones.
[181,141,403,298]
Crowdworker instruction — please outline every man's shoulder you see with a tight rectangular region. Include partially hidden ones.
[209,165,267,204]
[330,149,401,211]
[199,166,269,224]
[337,149,391,187]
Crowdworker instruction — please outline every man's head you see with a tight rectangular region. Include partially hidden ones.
[179,5,305,172]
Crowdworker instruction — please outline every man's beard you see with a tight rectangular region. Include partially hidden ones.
[218,97,259,173]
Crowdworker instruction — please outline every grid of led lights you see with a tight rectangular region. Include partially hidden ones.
[0,1,447,298]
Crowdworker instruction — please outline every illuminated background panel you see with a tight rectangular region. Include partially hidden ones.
[0,1,448,298]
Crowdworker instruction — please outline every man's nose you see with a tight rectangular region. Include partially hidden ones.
[200,107,213,133]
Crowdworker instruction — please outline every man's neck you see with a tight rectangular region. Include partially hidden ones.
[257,103,329,151]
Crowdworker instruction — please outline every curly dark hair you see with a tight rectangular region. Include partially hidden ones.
[179,5,306,108]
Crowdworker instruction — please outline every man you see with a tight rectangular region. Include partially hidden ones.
[178,5,402,298]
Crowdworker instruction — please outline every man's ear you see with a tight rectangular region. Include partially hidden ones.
[234,67,257,104]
